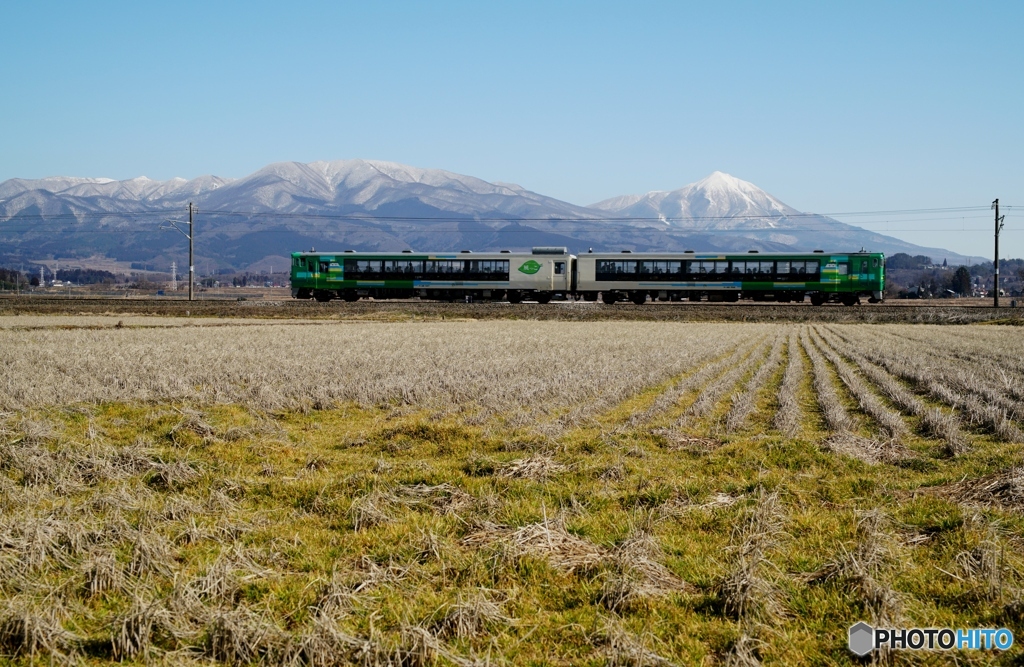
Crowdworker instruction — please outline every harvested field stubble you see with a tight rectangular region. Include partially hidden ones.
[1,318,1023,664]
[0,322,763,418]
[772,333,804,438]
[832,325,1024,443]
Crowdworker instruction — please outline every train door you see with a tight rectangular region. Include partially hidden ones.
[312,257,325,288]
[553,259,567,291]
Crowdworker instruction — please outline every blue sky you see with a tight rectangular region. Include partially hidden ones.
[1,1,1021,257]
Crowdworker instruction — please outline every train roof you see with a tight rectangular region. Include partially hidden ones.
[291,247,572,257]
[291,249,883,258]
[579,250,884,258]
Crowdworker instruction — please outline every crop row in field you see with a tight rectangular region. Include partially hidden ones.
[3,296,1024,324]
[1,320,1023,665]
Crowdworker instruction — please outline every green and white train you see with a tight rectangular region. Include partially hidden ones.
[290,247,884,305]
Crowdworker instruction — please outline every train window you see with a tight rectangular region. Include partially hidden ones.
[794,261,820,275]
[424,260,466,279]
[790,261,812,275]
[639,260,682,279]
[860,260,868,273]
[690,261,728,278]
[595,260,639,281]
[467,260,510,280]
[838,263,849,275]
[343,259,389,279]
[734,261,763,275]
[554,262,565,275]
[777,261,790,275]
[872,258,879,268]
[380,259,419,272]
[319,261,330,274]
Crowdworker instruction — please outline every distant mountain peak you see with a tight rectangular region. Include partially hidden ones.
[591,171,796,224]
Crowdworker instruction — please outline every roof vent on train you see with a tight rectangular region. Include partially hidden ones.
[344,249,355,253]
[532,246,568,255]
[500,250,511,253]
[813,249,824,253]
[684,250,695,253]
[401,249,413,253]
[748,250,759,253]
[620,250,632,253]
[460,250,472,253]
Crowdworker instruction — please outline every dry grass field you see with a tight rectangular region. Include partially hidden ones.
[0,316,1023,665]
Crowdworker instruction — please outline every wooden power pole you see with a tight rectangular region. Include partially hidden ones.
[188,202,195,302]
[993,199,1005,308]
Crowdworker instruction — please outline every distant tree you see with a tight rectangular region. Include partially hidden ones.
[0,268,24,289]
[60,268,116,284]
[886,253,915,270]
[942,258,947,268]
[29,275,39,287]
[887,253,933,270]
[950,266,971,295]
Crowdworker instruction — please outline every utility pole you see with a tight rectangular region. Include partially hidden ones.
[189,200,194,299]
[162,202,195,301]
[993,199,1005,308]
[171,261,177,292]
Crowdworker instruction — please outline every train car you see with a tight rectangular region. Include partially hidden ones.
[290,247,574,303]
[575,250,884,305]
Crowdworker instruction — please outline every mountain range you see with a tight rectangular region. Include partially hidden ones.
[0,160,974,273]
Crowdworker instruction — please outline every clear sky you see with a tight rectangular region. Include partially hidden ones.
[1,1,1021,258]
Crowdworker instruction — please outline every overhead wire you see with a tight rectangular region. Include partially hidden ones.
[0,205,1017,235]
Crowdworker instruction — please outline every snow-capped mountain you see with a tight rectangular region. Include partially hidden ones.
[0,161,974,271]
[593,171,803,228]
[0,160,599,219]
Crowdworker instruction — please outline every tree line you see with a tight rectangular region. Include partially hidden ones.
[884,254,1024,298]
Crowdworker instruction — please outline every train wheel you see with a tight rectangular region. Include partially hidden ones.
[841,294,860,306]
[534,292,552,304]
[507,290,523,304]
[296,289,312,299]
[810,293,826,306]
[629,291,647,305]
[601,292,617,305]
[341,290,359,302]
[313,291,333,302]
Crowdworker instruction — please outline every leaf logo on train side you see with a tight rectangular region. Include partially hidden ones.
[518,260,542,275]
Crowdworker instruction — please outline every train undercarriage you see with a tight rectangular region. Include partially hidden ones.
[299,287,882,305]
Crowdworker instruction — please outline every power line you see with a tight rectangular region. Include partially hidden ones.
[1,226,1019,236]
[0,204,1003,224]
